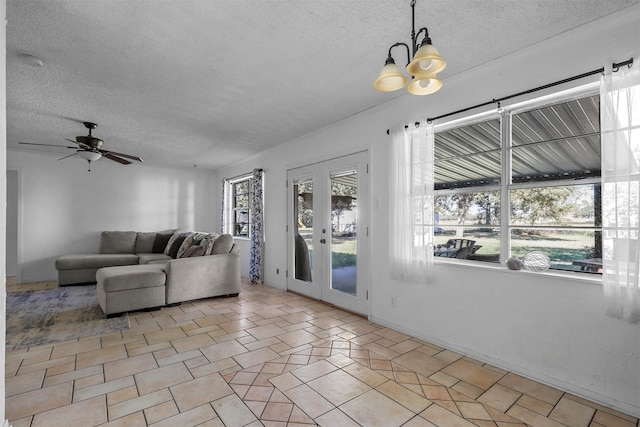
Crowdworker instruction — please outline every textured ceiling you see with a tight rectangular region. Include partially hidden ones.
[6,0,639,170]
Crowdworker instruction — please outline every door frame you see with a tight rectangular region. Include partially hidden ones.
[286,150,370,316]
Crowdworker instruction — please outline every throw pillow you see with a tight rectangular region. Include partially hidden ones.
[152,233,173,253]
[211,234,234,254]
[198,234,217,255]
[167,233,188,258]
[176,233,195,258]
[193,231,218,241]
[181,245,205,258]
[163,232,185,256]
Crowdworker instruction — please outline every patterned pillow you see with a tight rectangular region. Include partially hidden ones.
[198,234,218,256]
[167,233,189,258]
[180,245,205,258]
[176,233,196,259]
[193,231,218,241]
[163,232,185,256]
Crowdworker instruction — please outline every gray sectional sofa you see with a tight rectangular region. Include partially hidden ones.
[55,229,241,315]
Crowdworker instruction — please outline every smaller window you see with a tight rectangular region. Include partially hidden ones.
[228,176,253,238]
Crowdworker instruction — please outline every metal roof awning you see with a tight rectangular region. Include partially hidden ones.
[434,95,601,190]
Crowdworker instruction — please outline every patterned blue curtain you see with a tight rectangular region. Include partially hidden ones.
[249,169,264,283]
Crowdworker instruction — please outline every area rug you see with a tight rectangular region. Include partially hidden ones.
[6,285,130,350]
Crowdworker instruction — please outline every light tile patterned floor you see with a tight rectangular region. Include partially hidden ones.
[5,278,639,426]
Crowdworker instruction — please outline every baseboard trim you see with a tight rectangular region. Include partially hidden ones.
[370,315,640,419]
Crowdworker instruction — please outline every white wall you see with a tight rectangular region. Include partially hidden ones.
[216,7,640,416]
[1,0,7,421]
[7,150,218,282]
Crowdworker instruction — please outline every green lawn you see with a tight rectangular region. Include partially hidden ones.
[435,228,595,263]
[324,229,595,267]
[331,238,357,268]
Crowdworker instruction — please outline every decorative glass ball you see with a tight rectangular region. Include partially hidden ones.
[522,251,550,271]
[506,256,524,270]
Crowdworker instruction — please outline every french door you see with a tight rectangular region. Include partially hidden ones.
[286,151,369,315]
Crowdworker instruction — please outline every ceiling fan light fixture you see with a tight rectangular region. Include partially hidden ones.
[407,74,442,95]
[373,57,407,92]
[406,42,446,77]
[78,151,102,162]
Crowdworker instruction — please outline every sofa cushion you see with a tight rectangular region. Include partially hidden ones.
[99,231,138,254]
[211,234,234,254]
[97,264,166,293]
[135,232,156,254]
[138,253,172,264]
[181,245,205,258]
[56,253,139,270]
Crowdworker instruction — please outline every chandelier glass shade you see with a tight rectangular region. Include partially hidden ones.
[406,43,446,76]
[373,59,407,92]
[407,74,442,95]
[374,0,446,95]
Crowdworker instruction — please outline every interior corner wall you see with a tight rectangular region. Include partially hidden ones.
[7,150,217,282]
[218,7,640,417]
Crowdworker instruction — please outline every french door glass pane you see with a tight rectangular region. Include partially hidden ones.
[331,170,357,295]
[294,179,313,282]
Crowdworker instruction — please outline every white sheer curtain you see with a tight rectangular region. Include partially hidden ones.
[389,123,435,283]
[601,59,640,323]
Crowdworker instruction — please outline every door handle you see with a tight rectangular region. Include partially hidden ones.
[320,238,326,244]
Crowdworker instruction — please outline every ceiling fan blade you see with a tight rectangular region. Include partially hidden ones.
[103,153,131,165]
[99,149,143,162]
[57,153,78,161]
[20,142,77,149]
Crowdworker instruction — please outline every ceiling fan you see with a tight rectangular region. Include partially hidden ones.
[19,121,143,171]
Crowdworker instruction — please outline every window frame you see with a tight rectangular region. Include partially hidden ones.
[432,83,602,274]
[226,174,253,239]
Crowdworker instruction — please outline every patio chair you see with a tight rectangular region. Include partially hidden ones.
[443,238,476,250]
[454,246,476,259]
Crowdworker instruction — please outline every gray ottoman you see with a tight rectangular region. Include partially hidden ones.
[96,264,167,316]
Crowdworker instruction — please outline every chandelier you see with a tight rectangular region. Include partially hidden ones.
[373,0,446,95]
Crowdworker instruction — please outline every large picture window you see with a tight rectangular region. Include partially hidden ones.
[433,89,602,274]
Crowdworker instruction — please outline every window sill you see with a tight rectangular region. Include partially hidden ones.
[434,257,603,286]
